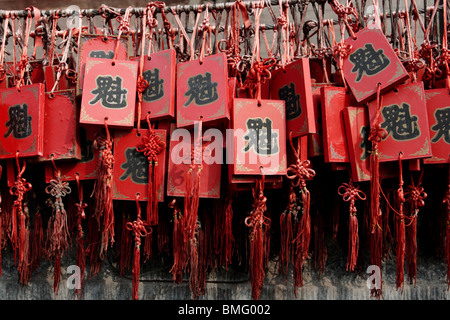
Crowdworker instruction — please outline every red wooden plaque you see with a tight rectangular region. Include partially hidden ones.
[270,58,316,137]
[77,34,130,95]
[342,106,371,182]
[40,90,80,161]
[166,126,221,199]
[424,89,450,164]
[321,86,357,163]
[133,48,176,121]
[367,82,432,161]
[342,26,409,104]
[44,125,99,182]
[0,83,45,159]
[308,83,337,158]
[113,129,167,201]
[176,53,229,127]
[232,98,287,175]
[80,57,138,127]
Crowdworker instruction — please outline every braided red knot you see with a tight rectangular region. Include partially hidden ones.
[136,115,166,164]
[127,216,150,247]
[405,183,427,215]
[286,159,316,190]
[127,194,152,247]
[136,74,149,94]
[245,189,270,239]
[10,173,32,208]
[338,180,366,215]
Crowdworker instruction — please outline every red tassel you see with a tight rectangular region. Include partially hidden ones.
[293,189,311,296]
[126,193,151,300]
[132,245,140,300]
[250,225,264,300]
[75,174,87,298]
[405,172,426,287]
[136,114,166,228]
[169,200,184,283]
[9,156,32,267]
[347,214,359,271]
[18,211,26,274]
[368,84,387,298]
[338,180,366,273]
[245,178,269,300]
[18,202,31,286]
[11,206,18,265]
[92,121,115,259]
[395,154,406,291]
[189,239,200,299]
[285,132,316,295]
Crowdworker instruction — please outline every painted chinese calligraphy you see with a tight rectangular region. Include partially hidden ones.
[243,117,279,156]
[142,68,164,102]
[4,103,32,139]
[349,43,390,82]
[89,75,128,109]
[120,147,148,184]
[359,125,372,161]
[184,72,218,106]
[431,107,450,144]
[278,83,301,120]
[381,103,420,141]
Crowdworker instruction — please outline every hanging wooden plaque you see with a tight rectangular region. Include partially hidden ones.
[113,128,167,201]
[80,57,138,127]
[342,26,409,104]
[134,48,176,121]
[321,86,356,163]
[424,89,450,164]
[77,34,130,95]
[40,90,80,161]
[176,53,229,127]
[270,58,316,137]
[367,82,432,161]
[231,98,287,175]
[0,83,45,159]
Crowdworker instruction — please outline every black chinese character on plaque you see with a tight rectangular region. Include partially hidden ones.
[278,83,301,120]
[89,75,128,109]
[4,103,32,139]
[349,43,390,82]
[359,125,372,161]
[142,68,164,102]
[184,72,218,106]
[431,107,450,144]
[381,103,420,141]
[120,148,149,184]
[243,117,279,155]
[89,50,115,59]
